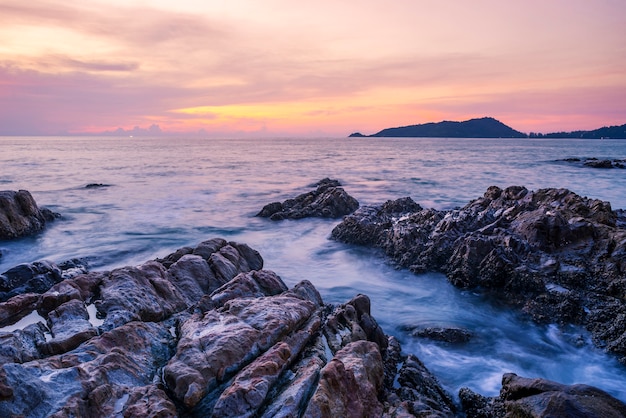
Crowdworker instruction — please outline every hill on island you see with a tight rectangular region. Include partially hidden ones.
[349,118,626,139]
[536,123,626,139]
[350,117,526,138]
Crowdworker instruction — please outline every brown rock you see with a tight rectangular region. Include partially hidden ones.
[305,340,384,418]
[0,190,59,240]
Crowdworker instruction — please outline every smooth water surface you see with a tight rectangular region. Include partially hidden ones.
[2,136,626,401]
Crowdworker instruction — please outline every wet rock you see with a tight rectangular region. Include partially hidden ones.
[0,261,63,303]
[0,320,176,417]
[0,322,48,364]
[257,178,359,220]
[410,326,472,344]
[394,354,457,417]
[304,340,384,417]
[461,373,626,418]
[0,190,60,240]
[0,292,40,327]
[42,299,98,356]
[332,186,626,362]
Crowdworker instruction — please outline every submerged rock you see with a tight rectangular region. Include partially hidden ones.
[332,186,626,363]
[256,178,359,220]
[0,238,457,417]
[0,190,60,240]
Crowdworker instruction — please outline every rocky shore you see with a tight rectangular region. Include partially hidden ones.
[2,183,626,417]
[332,186,626,366]
[2,240,625,417]
[0,238,462,417]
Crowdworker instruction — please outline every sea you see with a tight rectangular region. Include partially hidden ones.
[2,136,626,402]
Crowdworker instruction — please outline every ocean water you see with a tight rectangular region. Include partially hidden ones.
[2,136,626,401]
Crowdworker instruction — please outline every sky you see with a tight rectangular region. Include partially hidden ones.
[1,0,625,137]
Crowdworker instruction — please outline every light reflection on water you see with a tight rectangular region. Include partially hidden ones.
[1,136,626,401]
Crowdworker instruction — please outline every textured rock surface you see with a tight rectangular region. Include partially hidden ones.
[0,259,88,303]
[460,373,626,418]
[332,186,626,363]
[0,190,60,240]
[0,238,456,417]
[257,178,359,220]
[558,157,626,169]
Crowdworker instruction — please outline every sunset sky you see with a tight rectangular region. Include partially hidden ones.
[1,0,625,137]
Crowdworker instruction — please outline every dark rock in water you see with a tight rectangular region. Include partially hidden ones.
[584,159,615,168]
[408,326,472,344]
[256,178,359,220]
[557,157,626,169]
[460,373,626,418]
[332,186,626,364]
[0,190,60,240]
[84,183,111,188]
[0,238,460,417]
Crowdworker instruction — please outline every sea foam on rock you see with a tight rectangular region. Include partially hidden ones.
[0,238,457,417]
[0,190,60,240]
[331,186,626,364]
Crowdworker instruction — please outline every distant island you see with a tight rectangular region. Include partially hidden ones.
[349,117,626,139]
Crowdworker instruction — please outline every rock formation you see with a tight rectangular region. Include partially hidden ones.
[331,186,626,364]
[558,157,626,169]
[460,373,626,418]
[0,238,456,417]
[0,190,60,240]
[256,178,359,220]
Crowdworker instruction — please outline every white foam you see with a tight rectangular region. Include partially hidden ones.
[86,304,105,327]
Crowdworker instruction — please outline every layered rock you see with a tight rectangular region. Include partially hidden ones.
[256,178,359,220]
[0,238,456,417]
[331,186,626,363]
[460,373,626,418]
[0,190,60,240]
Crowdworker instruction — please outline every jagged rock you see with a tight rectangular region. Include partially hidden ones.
[42,299,98,355]
[0,190,60,240]
[0,238,460,417]
[304,340,385,417]
[0,259,89,304]
[332,186,626,363]
[460,373,626,418]
[256,178,359,220]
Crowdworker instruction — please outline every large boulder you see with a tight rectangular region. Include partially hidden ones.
[332,186,626,363]
[0,190,59,240]
[257,178,359,220]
